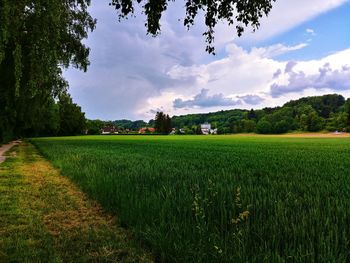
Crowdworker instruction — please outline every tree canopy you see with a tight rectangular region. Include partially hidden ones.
[0,1,96,142]
[155,111,172,134]
[110,0,276,53]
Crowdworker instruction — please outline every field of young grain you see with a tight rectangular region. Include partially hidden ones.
[32,135,350,262]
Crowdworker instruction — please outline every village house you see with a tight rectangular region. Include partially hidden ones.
[101,126,118,134]
[169,128,176,135]
[200,123,218,135]
[138,127,156,134]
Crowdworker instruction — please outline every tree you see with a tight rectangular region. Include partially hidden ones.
[155,112,165,133]
[241,119,256,133]
[110,0,276,54]
[154,111,172,134]
[256,119,272,134]
[86,119,105,135]
[58,92,86,136]
[164,114,172,134]
[39,98,60,136]
[196,125,203,135]
[273,120,289,134]
[0,1,96,142]
[346,99,350,129]
[307,111,324,132]
[326,112,348,132]
[248,109,257,120]
[299,114,308,131]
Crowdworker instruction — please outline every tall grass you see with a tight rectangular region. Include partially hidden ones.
[32,135,350,262]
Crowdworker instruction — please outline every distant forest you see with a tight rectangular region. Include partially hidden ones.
[87,94,350,134]
[171,94,350,134]
[88,94,350,135]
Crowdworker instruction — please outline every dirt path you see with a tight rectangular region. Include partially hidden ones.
[0,140,21,163]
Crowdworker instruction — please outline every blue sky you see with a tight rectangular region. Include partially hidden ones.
[253,1,350,61]
[65,0,350,121]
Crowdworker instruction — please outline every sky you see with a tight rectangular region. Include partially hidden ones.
[64,0,350,121]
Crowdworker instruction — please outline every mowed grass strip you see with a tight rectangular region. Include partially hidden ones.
[32,135,350,262]
[0,142,153,262]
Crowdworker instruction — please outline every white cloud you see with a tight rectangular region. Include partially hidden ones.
[64,0,350,120]
[306,28,316,36]
[251,43,308,58]
[238,0,348,43]
[142,47,350,119]
[173,89,241,109]
[237,95,265,105]
[271,61,350,97]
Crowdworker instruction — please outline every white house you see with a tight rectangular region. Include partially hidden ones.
[200,123,217,135]
[201,123,211,135]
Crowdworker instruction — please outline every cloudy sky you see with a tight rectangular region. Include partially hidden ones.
[64,0,350,121]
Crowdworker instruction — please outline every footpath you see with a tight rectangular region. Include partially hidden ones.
[0,140,21,163]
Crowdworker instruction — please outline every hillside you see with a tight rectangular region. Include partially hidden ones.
[171,94,350,134]
[87,94,350,135]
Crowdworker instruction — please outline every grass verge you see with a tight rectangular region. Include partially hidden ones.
[0,142,153,262]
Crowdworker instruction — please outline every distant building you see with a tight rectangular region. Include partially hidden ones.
[139,127,156,134]
[200,123,218,135]
[101,126,118,134]
[169,128,176,135]
[201,123,211,135]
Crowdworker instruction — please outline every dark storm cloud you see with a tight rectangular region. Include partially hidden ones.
[173,89,241,108]
[273,69,282,79]
[237,94,265,105]
[64,1,206,120]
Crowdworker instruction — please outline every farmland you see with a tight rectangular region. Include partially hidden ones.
[32,135,350,262]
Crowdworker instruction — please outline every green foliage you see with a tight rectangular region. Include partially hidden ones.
[0,0,96,142]
[273,120,289,134]
[58,93,86,136]
[171,94,349,134]
[346,99,350,130]
[306,111,324,132]
[325,112,348,131]
[110,0,276,54]
[86,119,105,135]
[114,119,148,130]
[240,119,256,133]
[32,135,350,262]
[247,109,256,120]
[154,111,172,134]
[285,94,345,118]
[256,119,272,134]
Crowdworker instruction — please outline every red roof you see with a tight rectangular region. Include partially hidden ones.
[139,127,155,133]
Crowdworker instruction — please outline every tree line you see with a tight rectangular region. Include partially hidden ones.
[86,94,350,136]
[0,1,95,143]
[86,112,171,135]
[172,94,350,134]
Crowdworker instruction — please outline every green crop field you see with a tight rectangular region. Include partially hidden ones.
[32,135,350,262]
